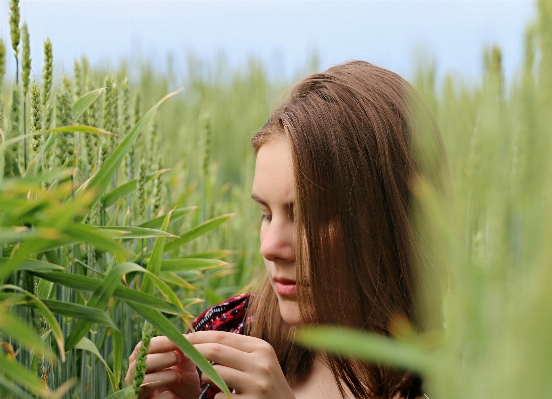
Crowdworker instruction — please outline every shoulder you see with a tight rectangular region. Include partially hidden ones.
[192,292,253,333]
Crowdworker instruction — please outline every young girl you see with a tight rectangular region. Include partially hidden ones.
[125,60,445,399]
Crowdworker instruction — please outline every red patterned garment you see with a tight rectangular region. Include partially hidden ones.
[191,293,252,399]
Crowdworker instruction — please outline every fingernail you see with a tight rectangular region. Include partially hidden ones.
[174,369,182,384]
[174,350,183,364]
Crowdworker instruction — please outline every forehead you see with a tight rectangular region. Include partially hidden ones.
[252,137,295,202]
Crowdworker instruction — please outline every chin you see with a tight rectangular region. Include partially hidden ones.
[277,297,302,326]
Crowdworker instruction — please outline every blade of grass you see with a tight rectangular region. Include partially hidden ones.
[164,213,234,253]
[1,284,65,361]
[0,352,51,397]
[100,226,178,239]
[31,271,191,315]
[296,326,435,374]
[73,87,105,120]
[0,257,64,272]
[75,337,117,393]
[141,210,173,295]
[65,262,144,351]
[101,170,170,208]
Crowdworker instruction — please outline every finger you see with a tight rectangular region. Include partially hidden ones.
[138,369,181,395]
[125,359,136,386]
[152,391,178,399]
[194,343,248,371]
[214,392,236,399]
[127,349,183,386]
[144,351,184,373]
[186,331,264,353]
[139,336,182,356]
[202,364,250,394]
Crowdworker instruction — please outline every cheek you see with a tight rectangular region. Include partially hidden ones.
[259,223,268,248]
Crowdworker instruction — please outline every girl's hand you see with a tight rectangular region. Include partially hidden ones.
[124,336,201,399]
[186,331,296,399]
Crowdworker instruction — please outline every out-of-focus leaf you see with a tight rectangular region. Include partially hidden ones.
[104,386,134,399]
[0,374,34,399]
[1,285,65,361]
[0,354,51,397]
[0,303,57,362]
[0,227,38,243]
[296,326,435,374]
[0,257,64,272]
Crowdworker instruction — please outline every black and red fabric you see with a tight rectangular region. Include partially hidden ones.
[191,293,252,399]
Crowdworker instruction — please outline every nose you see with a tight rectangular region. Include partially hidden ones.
[260,218,295,263]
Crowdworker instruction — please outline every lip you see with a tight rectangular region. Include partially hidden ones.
[274,277,297,296]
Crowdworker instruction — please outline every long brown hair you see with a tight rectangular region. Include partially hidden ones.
[248,60,446,398]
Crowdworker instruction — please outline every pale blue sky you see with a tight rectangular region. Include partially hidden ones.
[0,0,537,84]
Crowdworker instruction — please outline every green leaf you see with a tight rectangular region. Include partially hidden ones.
[0,227,38,243]
[0,303,57,362]
[295,326,435,374]
[164,214,234,253]
[0,257,65,272]
[75,337,117,393]
[32,271,190,316]
[100,226,178,239]
[1,125,113,148]
[101,170,171,208]
[73,87,105,120]
[160,258,229,272]
[0,373,34,399]
[66,262,141,351]
[65,223,134,258]
[1,284,65,361]
[0,293,28,303]
[105,386,134,399]
[181,250,236,259]
[41,299,117,328]
[76,89,183,220]
[138,207,198,229]
[112,328,124,390]
[0,352,51,397]
[142,210,173,295]
[127,303,231,397]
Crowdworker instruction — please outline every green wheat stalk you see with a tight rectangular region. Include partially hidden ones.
[30,80,42,158]
[21,23,31,171]
[9,0,20,82]
[132,321,155,398]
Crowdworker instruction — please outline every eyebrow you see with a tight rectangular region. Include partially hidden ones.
[251,194,267,207]
[251,194,295,213]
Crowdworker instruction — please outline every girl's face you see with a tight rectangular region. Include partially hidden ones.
[251,136,301,326]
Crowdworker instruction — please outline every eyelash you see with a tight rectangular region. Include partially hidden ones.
[260,214,272,222]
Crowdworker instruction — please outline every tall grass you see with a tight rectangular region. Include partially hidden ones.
[2,0,551,398]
